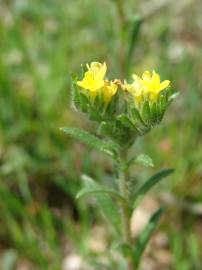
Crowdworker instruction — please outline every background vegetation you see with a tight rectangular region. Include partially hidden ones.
[0,0,202,269]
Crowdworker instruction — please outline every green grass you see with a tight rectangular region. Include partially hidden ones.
[0,0,202,269]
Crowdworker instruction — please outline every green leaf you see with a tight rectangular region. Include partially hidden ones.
[76,176,127,204]
[135,153,154,167]
[78,175,121,234]
[111,241,133,258]
[133,168,174,208]
[133,207,164,267]
[126,153,154,170]
[60,127,118,158]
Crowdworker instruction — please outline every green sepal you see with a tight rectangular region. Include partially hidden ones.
[130,107,147,127]
[79,92,90,112]
[116,120,136,147]
[70,73,80,110]
[98,120,136,148]
[129,107,151,135]
[159,92,168,119]
[117,114,136,130]
[141,101,151,124]
[150,102,158,124]
[156,100,163,123]
[104,91,119,120]
[98,121,113,138]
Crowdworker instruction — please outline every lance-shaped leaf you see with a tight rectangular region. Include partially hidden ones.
[111,241,133,258]
[60,127,118,158]
[136,153,154,167]
[133,207,164,267]
[125,153,154,171]
[76,175,127,204]
[77,175,121,234]
[133,168,174,208]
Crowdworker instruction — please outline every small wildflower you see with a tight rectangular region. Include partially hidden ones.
[123,70,170,105]
[77,62,107,98]
[102,80,118,105]
[123,75,146,105]
[141,70,170,101]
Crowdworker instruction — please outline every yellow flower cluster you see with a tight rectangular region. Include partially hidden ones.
[77,62,170,106]
[77,62,117,104]
[124,70,170,105]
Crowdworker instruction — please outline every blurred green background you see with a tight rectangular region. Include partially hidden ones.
[0,0,202,269]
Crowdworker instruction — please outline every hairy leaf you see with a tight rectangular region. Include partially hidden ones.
[60,127,118,158]
[126,153,154,171]
[76,177,127,204]
[111,241,133,258]
[135,153,154,167]
[78,175,121,234]
[133,168,174,208]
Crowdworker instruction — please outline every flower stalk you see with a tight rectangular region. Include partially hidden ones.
[118,148,134,270]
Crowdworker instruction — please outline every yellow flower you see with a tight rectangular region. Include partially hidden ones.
[123,75,146,105]
[142,70,170,100]
[77,62,107,98]
[102,80,118,104]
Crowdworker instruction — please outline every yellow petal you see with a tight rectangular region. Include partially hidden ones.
[102,81,117,104]
[77,62,106,92]
[96,62,107,81]
[159,80,170,91]
[152,70,160,86]
[142,71,151,81]
[132,74,140,81]
[90,62,102,69]
[77,80,86,88]
[149,91,158,101]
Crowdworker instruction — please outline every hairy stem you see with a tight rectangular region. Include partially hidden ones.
[119,148,134,270]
